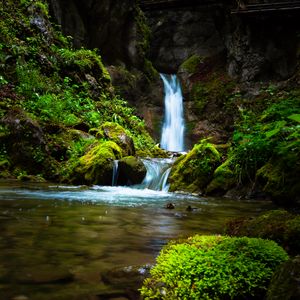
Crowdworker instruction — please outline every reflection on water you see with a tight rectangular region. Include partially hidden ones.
[0,180,275,300]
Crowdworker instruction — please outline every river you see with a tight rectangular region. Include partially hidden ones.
[0,180,275,300]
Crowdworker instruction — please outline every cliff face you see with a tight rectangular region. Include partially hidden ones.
[145,4,299,81]
[49,0,142,68]
[145,6,226,73]
[48,0,299,147]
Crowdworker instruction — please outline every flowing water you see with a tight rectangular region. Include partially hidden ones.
[160,74,185,152]
[0,180,275,300]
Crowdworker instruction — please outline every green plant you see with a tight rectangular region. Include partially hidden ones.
[141,235,288,300]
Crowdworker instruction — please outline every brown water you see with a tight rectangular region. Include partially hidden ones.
[0,180,275,300]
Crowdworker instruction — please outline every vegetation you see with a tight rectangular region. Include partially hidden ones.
[0,0,161,182]
[172,53,300,204]
[141,235,288,299]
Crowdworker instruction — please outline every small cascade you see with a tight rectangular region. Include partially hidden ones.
[140,158,174,191]
[160,73,185,152]
[112,160,119,186]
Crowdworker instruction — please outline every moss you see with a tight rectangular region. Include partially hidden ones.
[135,6,159,81]
[72,141,122,185]
[225,210,300,255]
[206,158,236,195]
[169,140,221,193]
[96,122,135,156]
[141,235,288,300]
[256,159,300,205]
[180,54,203,74]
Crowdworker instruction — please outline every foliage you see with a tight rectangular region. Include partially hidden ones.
[222,94,300,188]
[0,0,159,180]
[141,235,288,300]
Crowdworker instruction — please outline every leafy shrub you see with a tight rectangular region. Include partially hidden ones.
[141,235,288,300]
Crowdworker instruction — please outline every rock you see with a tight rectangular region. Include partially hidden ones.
[165,203,175,209]
[0,108,51,175]
[49,0,145,69]
[107,66,163,140]
[71,141,123,185]
[206,159,236,195]
[117,156,147,186]
[145,8,225,72]
[266,256,300,300]
[169,140,221,193]
[99,122,135,157]
[224,210,300,255]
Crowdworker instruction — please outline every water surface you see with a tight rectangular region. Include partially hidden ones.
[0,180,275,300]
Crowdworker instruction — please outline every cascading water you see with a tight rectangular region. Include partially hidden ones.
[160,74,185,152]
[112,160,119,186]
[140,158,174,191]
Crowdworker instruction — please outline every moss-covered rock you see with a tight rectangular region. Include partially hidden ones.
[0,108,58,178]
[266,256,300,300]
[117,156,146,186]
[206,158,236,195]
[256,160,300,205]
[94,122,135,157]
[141,235,288,300]
[71,141,122,185]
[169,140,221,193]
[225,210,300,255]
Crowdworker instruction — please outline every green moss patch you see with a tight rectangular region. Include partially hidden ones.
[169,140,221,193]
[141,235,288,300]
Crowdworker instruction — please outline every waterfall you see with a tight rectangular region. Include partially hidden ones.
[160,74,185,152]
[140,158,174,191]
[112,160,119,186]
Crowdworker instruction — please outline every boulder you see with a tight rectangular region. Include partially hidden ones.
[266,256,300,300]
[169,140,221,193]
[98,122,135,157]
[72,141,122,185]
[117,156,147,186]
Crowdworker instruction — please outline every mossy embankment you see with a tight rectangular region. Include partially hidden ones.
[171,53,300,206]
[0,0,164,184]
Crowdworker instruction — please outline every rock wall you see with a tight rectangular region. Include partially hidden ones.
[146,5,299,81]
[48,0,142,68]
[145,6,226,73]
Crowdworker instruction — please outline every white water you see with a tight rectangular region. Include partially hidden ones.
[112,160,119,186]
[140,158,174,191]
[160,74,185,152]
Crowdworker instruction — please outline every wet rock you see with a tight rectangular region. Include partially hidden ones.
[266,256,300,300]
[71,141,122,185]
[117,156,147,186]
[186,205,197,212]
[101,265,151,300]
[165,203,175,209]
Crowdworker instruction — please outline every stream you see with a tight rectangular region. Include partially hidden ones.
[0,75,276,300]
[0,180,275,300]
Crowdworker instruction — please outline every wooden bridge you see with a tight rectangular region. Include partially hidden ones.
[139,0,300,13]
[231,1,300,14]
